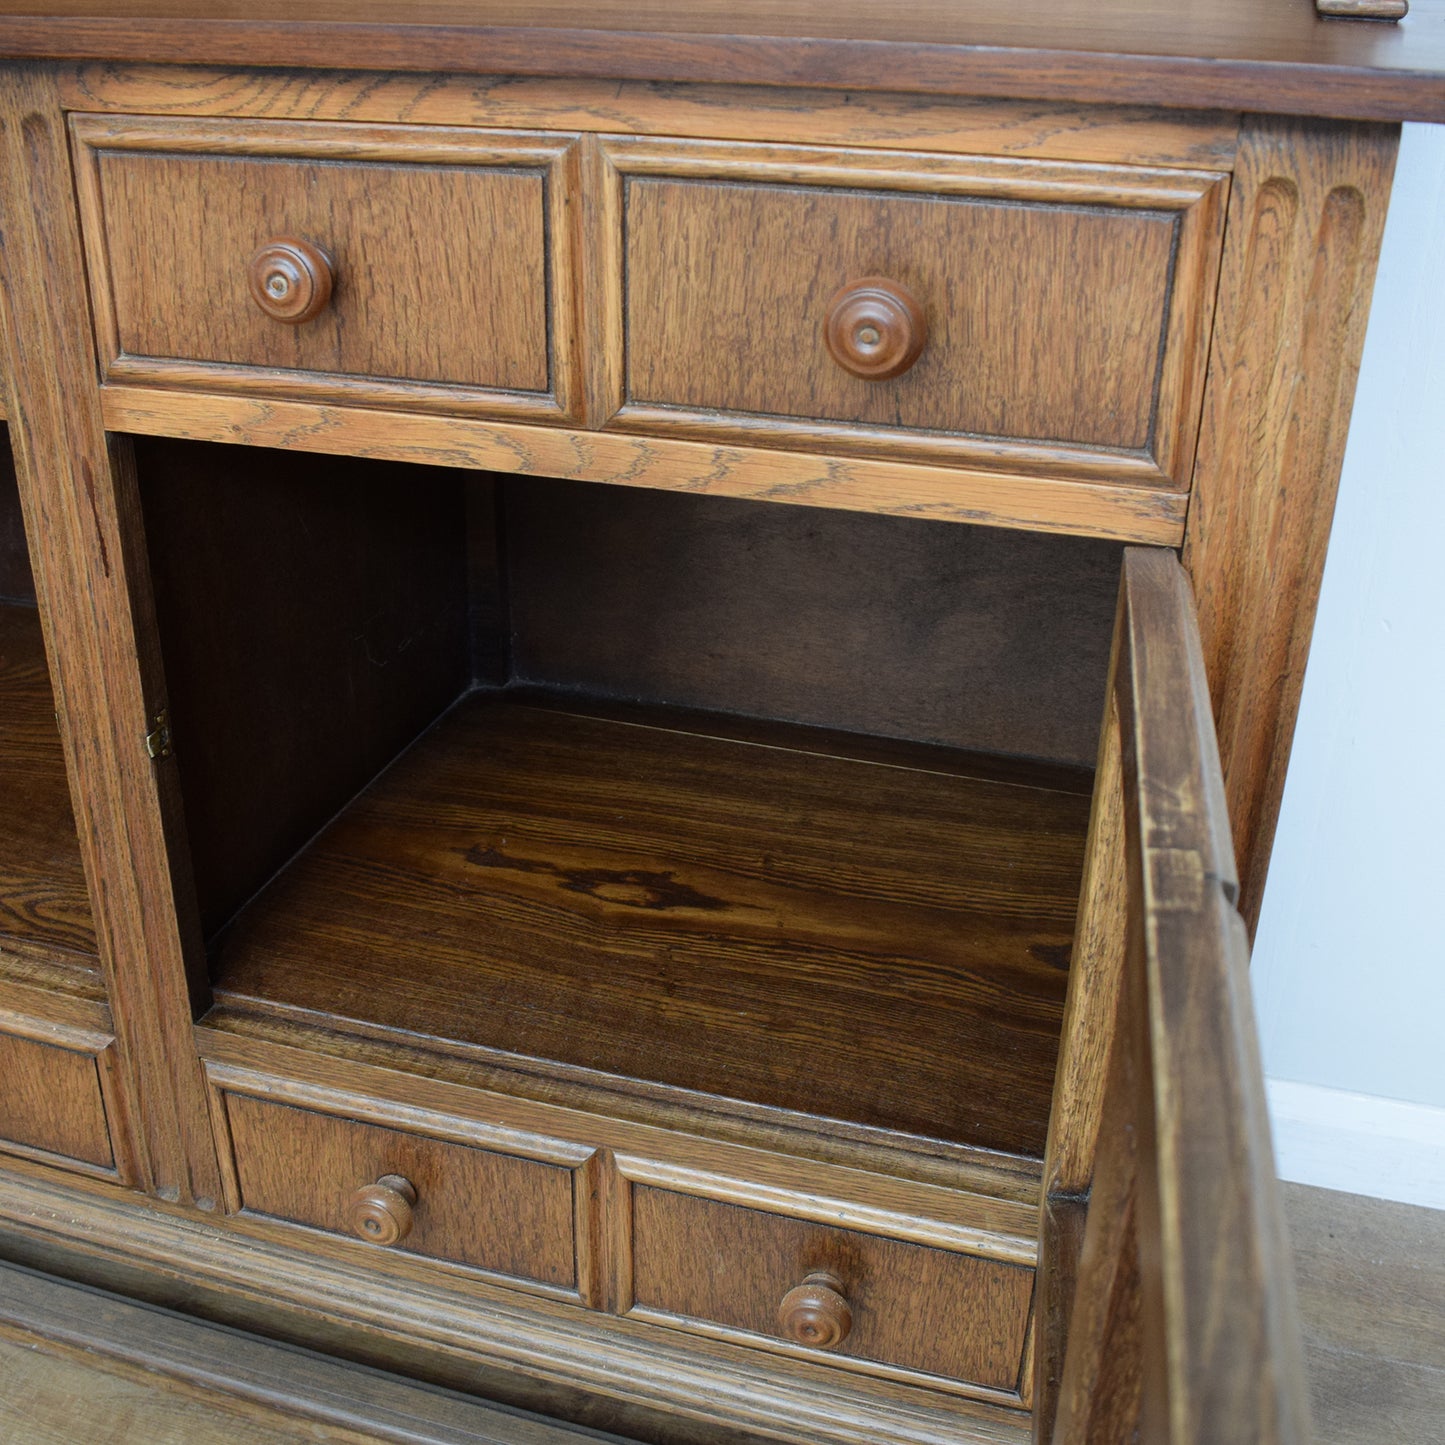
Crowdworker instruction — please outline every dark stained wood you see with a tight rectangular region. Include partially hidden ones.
[1183,117,1399,934]
[629,1186,1033,1393]
[617,144,1225,484]
[0,605,97,960]
[1045,987,1142,1445]
[220,1091,579,1290]
[102,383,1191,545]
[245,236,334,326]
[822,277,928,383]
[777,1270,854,1352]
[347,1175,418,1249]
[137,437,470,937]
[0,431,35,602]
[56,68,1243,172]
[210,693,1089,1156]
[0,1170,1033,1445]
[0,1258,642,1445]
[0,1027,114,1170]
[73,115,579,420]
[1,2,1445,123]
[1031,623,1127,1441]
[1089,547,1308,1445]
[0,63,222,1205]
[504,478,1122,769]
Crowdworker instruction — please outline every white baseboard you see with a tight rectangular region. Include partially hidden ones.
[1266,1078,1445,1210]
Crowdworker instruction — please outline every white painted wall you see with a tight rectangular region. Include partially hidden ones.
[1251,121,1445,1208]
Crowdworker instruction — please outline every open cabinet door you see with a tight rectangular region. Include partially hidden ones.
[1037,548,1311,1444]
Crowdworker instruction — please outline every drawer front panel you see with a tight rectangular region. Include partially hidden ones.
[0,1026,114,1172]
[222,1090,578,1289]
[609,138,1226,485]
[629,1185,1033,1393]
[72,116,579,419]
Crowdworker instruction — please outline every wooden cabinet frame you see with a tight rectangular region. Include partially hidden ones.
[0,13,1430,1441]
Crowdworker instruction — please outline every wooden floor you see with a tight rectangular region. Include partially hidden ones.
[0,1183,1438,1444]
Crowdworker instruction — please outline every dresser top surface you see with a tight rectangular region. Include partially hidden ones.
[1,0,1443,122]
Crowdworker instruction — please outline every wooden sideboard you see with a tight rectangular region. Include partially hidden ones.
[1,6,1442,1443]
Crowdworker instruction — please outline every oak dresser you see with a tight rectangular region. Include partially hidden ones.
[0,5,1442,1443]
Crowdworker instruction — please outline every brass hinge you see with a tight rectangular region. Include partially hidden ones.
[144,710,173,760]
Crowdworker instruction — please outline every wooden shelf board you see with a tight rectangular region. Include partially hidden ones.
[0,604,99,971]
[210,693,1089,1160]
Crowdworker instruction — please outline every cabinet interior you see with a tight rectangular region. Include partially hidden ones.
[0,427,101,988]
[137,437,1121,1172]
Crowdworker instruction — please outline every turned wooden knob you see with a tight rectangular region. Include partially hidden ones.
[778,1270,853,1350]
[247,236,333,324]
[347,1174,416,1246]
[823,277,927,381]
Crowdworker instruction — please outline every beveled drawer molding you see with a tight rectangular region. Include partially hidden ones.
[70,114,584,422]
[598,135,1228,489]
[614,1155,1035,1406]
[0,1011,127,1182]
[205,1066,601,1305]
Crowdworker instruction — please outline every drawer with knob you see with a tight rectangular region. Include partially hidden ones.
[209,1081,596,1300]
[624,1180,1036,1399]
[69,114,583,422]
[600,135,1228,490]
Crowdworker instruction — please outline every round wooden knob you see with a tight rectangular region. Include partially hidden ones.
[346,1174,416,1247]
[247,236,333,324]
[823,277,927,381]
[778,1270,853,1351]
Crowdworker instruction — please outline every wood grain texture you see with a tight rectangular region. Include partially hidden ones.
[220,1091,580,1293]
[0,1258,640,1445]
[72,114,581,421]
[610,137,1225,485]
[0,1166,1035,1445]
[57,67,1242,171]
[100,387,1190,544]
[0,605,97,959]
[2,2,1445,123]
[199,1035,1045,1250]
[502,477,1120,768]
[629,1186,1032,1397]
[137,437,469,937]
[1183,116,1399,933]
[0,433,35,601]
[1031,621,1127,1441]
[0,1024,115,1171]
[211,694,1087,1158]
[1038,636,1128,1198]
[1045,993,1142,1445]
[0,65,219,1206]
[1113,547,1309,1445]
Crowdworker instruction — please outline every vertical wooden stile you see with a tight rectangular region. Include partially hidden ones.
[1184,116,1399,934]
[0,64,219,1206]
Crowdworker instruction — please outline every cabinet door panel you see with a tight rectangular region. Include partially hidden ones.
[1040,547,1310,1445]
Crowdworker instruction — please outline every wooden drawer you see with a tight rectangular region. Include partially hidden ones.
[214,1085,589,1296]
[626,1183,1034,1397]
[0,1019,118,1177]
[603,137,1227,489]
[71,115,581,422]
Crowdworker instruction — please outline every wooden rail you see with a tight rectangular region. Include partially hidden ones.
[1039,548,1310,1444]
